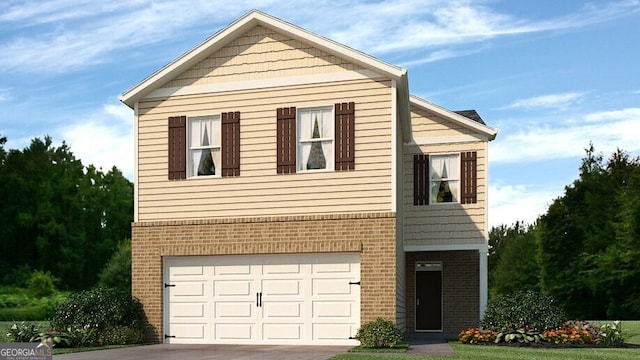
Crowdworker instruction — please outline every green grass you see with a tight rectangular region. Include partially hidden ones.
[331,321,640,360]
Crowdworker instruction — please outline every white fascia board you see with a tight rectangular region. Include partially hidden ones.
[409,95,498,141]
[404,243,489,252]
[120,9,407,108]
[406,134,489,146]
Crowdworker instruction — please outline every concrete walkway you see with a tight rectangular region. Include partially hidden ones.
[406,338,456,356]
[54,344,352,360]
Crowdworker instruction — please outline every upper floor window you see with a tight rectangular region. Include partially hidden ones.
[430,154,459,203]
[189,115,221,177]
[414,151,477,205]
[298,107,333,171]
[168,112,240,180]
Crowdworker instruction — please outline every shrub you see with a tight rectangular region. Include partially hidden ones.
[97,239,132,293]
[6,321,40,342]
[51,287,145,341]
[597,321,624,347]
[26,270,58,297]
[98,326,144,345]
[495,328,546,344]
[354,318,402,348]
[481,290,566,332]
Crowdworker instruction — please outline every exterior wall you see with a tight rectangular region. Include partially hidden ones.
[403,106,488,247]
[162,25,363,88]
[405,251,480,334]
[132,212,397,342]
[137,77,393,221]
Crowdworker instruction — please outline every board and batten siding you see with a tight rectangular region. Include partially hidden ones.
[162,25,362,89]
[403,106,488,247]
[136,78,393,221]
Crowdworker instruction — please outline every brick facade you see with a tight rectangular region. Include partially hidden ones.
[132,212,397,342]
[405,251,480,334]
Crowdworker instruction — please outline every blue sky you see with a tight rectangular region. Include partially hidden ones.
[1,0,639,228]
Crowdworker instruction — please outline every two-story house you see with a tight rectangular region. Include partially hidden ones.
[120,10,497,346]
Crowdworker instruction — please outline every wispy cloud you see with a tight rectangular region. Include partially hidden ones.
[488,183,561,227]
[1,0,639,73]
[0,88,9,102]
[500,92,586,110]
[58,102,134,178]
[490,107,640,163]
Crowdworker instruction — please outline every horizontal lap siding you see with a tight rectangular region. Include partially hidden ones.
[404,106,487,246]
[137,78,393,221]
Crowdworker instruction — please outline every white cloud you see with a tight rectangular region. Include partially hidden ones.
[1,0,639,73]
[488,184,561,228]
[0,88,9,102]
[501,92,586,110]
[58,102,134,179]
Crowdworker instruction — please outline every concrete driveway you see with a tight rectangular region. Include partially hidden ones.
[54,344,351,360]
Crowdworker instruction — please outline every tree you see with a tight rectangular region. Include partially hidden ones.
[488,222,540,298]
[537,144,640,319]
[0,136,133,290]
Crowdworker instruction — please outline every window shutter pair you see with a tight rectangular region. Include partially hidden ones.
[413,151,477,205]
[276,102,355,174]
[167,112,240,180]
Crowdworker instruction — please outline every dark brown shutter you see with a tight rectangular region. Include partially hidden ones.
[277,107,296,174]
[335,102,355,171]
[461,151,477,204]
[168,116,186,180]
[222,111,240,177]
[413,154,429,205]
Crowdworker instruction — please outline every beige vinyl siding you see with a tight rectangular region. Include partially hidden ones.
[162,25,361,88]
[403,106,488,247]
[137,78,393,221]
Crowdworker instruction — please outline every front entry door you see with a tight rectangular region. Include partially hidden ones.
[415,262,442,331]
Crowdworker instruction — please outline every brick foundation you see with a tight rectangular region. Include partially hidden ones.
[405,251,480,334]
[132,212,397,342]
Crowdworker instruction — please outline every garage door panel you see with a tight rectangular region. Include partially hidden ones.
[214,280,252,296]
[262,263,301,275]
[313,301,353,318]
[262,279,301,296]
[170,303,204,318]
[170,265,204,277]
[312,278,354,296]
[215,302,254,318]
[263,323,302,340]
[215,264,252,276]
[172,323,206,341]
[312,262,353,274]
[215,324,254,340]
[171,282,205,297]
[263,302,302,318]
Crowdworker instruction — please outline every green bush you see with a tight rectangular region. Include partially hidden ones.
[597,321,624,347]
[51,287,146,342]
[98,326,144,345]
[354,318,402,348]
[481,290,566,332]
[97,239,132,293]
[26,270,58,298]
[6,321,40,342]
[0,305,49,321]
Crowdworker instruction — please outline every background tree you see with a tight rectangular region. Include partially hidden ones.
[488,222,540,298]
[0,135,133,290]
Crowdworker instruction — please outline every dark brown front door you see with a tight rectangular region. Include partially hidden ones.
[415,270,442,331]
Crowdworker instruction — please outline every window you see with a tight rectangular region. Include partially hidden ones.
[188,115,221,177]
[413,151,477,205]
[297,107,333,171]
[276,102,354,174]
[430,154,459,203]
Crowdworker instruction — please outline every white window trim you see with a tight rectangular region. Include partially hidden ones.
[296,106,335,172]
[429,152,460,205]
[187,114,222,179]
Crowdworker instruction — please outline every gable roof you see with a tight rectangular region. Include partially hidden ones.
[119,10,408,109]
[410,95,497,141]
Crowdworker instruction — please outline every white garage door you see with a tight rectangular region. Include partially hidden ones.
[163,252,360,345]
